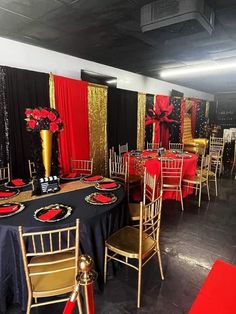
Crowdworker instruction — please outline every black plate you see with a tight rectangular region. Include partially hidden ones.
[34,204,72,223]
[5,179,31,189]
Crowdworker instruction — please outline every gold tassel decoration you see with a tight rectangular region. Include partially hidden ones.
[88,83,108,176]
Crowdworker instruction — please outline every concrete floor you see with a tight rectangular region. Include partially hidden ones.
[6,176,236,314]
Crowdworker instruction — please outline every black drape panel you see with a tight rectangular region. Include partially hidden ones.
[196,101,207,138]
[5,67,50,179]
[169,97,181,143]
[0,67,9,168]
[107,87,138,151]
[145,94,155,145]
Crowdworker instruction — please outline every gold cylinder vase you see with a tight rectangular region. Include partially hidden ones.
[40,130,53,177]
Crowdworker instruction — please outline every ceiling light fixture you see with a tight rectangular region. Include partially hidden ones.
[160,62,236,78]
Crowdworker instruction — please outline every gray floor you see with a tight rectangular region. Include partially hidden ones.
[6,176,236,314]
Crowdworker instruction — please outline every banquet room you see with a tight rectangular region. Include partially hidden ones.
[0,0,236,313]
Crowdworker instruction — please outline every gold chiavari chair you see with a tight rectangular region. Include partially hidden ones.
[118,143,128,156]
[161,157,184,211]
[109,157,128,189]
[71,159,93,176]
[0,163,10,183]
[28,160,36,178]
[209,136,225,175]
[129,168,157,221]
[104,196,164,308]
[146,142,159,150]
[208,151,221,196]
[169,142,184,152]
[182,155,210,207]
[19,219,82,314]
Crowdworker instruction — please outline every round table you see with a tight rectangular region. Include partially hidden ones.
[127,150,198,200]
[0,185,126,312]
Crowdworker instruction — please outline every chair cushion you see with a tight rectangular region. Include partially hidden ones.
[106,226,155,259]
[29,252,76,295]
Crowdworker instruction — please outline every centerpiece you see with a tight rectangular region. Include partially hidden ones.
[25,107,63,177]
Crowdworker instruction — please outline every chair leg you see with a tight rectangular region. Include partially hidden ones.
[156,246,164,280]
[137,261,142,308]
[26,294,32,314]
[198,184,202,207]
[104,246,108,284]
[179,188,184,211]
[206,181,210,201]
[215,176,218,197]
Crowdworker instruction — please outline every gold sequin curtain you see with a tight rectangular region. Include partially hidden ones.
[49,73,56,109]
[88,83,108,175]
[137,93,146,150]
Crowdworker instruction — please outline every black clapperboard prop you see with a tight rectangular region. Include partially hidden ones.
[32,176,60,196]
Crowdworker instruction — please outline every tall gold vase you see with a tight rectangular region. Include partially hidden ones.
[40,130,53,177]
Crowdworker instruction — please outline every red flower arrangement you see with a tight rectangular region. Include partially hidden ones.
[25,107,63,133]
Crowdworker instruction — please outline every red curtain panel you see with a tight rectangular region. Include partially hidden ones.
[54,75,89,174]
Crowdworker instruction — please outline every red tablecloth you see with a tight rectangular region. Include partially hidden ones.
[189,259,236,314]
[126,150,197,200]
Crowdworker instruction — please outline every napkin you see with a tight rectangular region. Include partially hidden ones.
[11,179,25,186]
[98,182,117,189]
[0,191,16,197]
[93,194,113,203]
[84,175,102,181]
[38,208,62,221]
[0,204,18,214]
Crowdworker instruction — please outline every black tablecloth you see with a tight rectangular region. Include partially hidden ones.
[0,186,127,312]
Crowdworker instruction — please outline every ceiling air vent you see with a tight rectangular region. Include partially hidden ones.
[141,0,215,34]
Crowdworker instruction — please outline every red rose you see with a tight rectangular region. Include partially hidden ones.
[25,109,33,116]
[32,109,42,120]
[56,118,62,124]
[50,122,59,133]
[48,112,57,121]
[41,108,49,118]
[27,120,36,129]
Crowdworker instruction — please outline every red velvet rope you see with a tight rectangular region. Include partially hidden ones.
[63,300,76,314]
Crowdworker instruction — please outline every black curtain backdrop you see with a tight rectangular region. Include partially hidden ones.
[169,97,181,143]
[196,101,207,138]
[5,67,50,179]
[145,94,155,145]
[0,67,9,168]
[107,87,138,152]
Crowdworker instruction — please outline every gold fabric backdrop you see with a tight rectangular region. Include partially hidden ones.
[137,93,146,150]
[49,73,56,109]
[88,83,108,175]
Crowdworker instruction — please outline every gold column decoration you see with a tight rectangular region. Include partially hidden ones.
[49,73,56,109]
[88,83,108,176]
[40,130,53,177]
[137,93,146,150]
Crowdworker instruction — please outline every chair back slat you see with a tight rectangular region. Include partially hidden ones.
[143,168,157,204]
[28,160,36,178]
[147,142,159,150]
[118,143,128,156]
[0,163,10,181]
[109,158,128,183]
[169,142,184,152]
[210,136,224,154]
[71,159,93,175]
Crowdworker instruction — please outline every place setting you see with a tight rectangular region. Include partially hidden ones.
[5,178,32,189]
[34,203,73,223]
[85,192,117,205]
[95,181,120,191]
[0,188,20,200]
[0,202,25,218]
[81,174,104,183]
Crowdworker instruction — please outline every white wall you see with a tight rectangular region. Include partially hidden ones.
[0,37,214,101]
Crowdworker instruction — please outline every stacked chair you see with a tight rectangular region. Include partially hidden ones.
[104,196,164,308]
